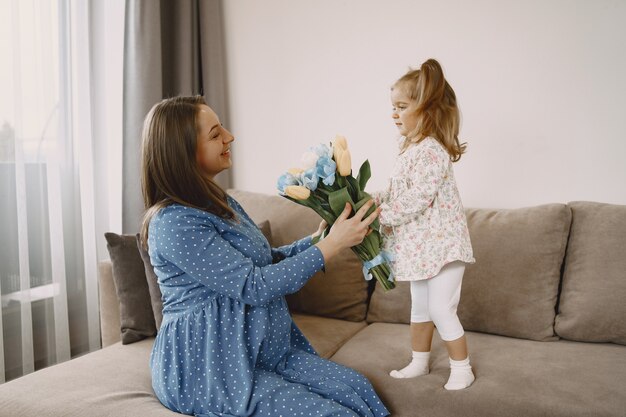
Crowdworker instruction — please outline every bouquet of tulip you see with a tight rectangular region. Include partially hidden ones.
[277,136,395,291]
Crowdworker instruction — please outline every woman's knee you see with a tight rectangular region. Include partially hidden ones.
[335,366,370,391]
[326,409,360,417]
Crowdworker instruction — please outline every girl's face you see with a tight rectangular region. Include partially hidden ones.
[391,87,418,138]
[195,105,234,179]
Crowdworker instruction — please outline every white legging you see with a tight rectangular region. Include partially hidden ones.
[410,261,465,341]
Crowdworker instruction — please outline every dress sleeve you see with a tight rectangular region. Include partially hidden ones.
[227,195,313,265]
[378,145,448,227]
[271,236,313,263]
[290,321,317,354]
[153,208,325,306]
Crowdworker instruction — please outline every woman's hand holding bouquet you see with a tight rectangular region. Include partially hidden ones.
[277,136,395,291]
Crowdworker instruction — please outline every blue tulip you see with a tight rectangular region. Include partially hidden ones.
[315,156,336,186]
[312,144,333,159]
[277,172,300,194]
[301,168,318,191]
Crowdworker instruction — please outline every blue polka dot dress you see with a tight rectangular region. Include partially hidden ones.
[148,197,390,417]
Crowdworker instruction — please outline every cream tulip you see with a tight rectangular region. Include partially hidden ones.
[288,168,304,176]
[284,185,311,200]
[333,135,348,150]
[336,148,352,176]
[332,135,348,161]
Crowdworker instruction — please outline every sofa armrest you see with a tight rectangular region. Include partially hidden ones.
[98,260,121,347]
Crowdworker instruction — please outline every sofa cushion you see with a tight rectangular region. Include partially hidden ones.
[256,219,272,245]
[292,313,367,358]
[331,323,626,417]
[98,260,122,347]
[365,281,411,324]
[367,204,571,342]
[136,234,164,330]
[105,233,156,344]
[229,189,370,322]
[555,201,626,345]
[0,338,179,416]
[286,248,368,322]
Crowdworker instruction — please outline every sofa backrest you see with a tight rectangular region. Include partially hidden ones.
[555,201,626,345]
[98,191,626,346]
[367,204,572,342]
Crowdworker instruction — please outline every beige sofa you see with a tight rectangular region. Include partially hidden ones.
[1,189,625,417]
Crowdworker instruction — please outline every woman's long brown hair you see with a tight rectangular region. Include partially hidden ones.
[139,96,234,248]
[395,59,467,161]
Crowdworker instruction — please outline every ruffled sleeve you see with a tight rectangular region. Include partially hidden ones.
[371,188,390,206]
[378,141,449,227]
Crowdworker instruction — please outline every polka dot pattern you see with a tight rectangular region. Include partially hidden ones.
[147,197,390,417]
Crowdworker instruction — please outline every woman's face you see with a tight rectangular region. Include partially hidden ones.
[195,105,234,179]
[391,87,418,137]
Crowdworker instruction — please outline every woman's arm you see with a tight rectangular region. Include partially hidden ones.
[153,208,325,307]
[271,219,327,262]
[271,236,314,262]
[230,196,317,262]
[152,202,375,306]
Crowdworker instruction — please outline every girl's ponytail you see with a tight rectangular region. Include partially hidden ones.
[396,59,467,161]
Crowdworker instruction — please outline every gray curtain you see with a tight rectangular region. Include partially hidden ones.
[122,0,230,233]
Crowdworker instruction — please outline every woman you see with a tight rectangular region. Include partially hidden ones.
[140,96,390,417]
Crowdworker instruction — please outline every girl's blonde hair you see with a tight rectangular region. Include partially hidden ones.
[394,59,467,161]
[139,96,235,248]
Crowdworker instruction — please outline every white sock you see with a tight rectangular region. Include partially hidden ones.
[444,357,475,390]
[390,351,430,379]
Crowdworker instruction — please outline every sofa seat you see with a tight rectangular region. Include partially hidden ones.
[292,313,367,358]
[0,314,367,417]
[330,322,626,417]
[0,338,178,417]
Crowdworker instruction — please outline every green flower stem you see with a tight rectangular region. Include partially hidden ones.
[307,199,337,225]
[361,235,377,258]
[350,242,395,292]
[369,262,393,291]
[285,196,336,226]
[372,264,395,291]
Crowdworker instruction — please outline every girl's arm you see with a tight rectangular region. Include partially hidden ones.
[153,209,325,306]
[378,146,448,227]
[371,188,390,206]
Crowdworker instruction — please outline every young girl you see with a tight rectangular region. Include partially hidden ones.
[374,59,476,390]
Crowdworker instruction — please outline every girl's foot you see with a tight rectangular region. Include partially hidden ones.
[444,357,475,390]
[389,351,430,379]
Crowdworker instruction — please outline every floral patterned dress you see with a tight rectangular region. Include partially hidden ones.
[374,137,475,281]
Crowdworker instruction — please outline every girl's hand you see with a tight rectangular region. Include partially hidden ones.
[315,201,380,261]
[381,225,393,235]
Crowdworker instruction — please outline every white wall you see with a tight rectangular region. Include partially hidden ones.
[222,0,626,208]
